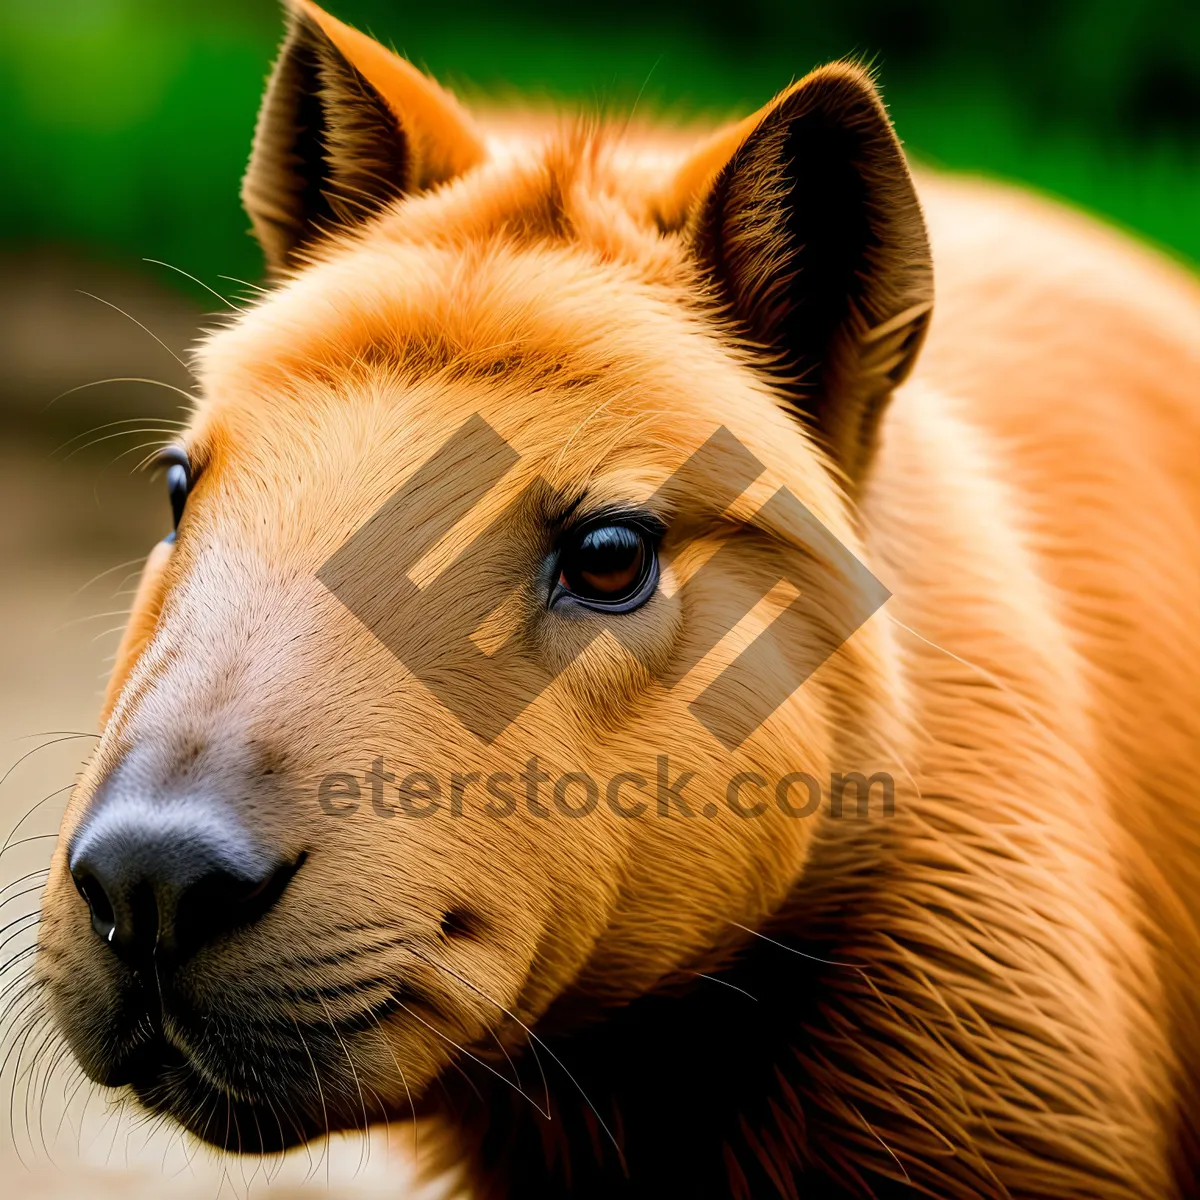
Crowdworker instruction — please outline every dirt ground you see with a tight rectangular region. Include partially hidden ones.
[0,253,440,1198]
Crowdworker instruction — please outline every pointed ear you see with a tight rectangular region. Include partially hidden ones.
[243,0,486,274]
[656,65,933,482]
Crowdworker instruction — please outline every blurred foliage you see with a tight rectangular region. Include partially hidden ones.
[2,0,1198,288]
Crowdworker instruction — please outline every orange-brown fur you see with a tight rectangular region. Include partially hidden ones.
[37,2,1200,1197]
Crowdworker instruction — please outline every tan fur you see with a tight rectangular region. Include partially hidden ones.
[38,4,1200,1197]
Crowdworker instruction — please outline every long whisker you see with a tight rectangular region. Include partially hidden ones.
[422,954,628,1169]
[91,624,132,645]
[218,274,270,297]
[70,1060,99,1158]
[52,416,187,456]
[9,730,99,743]
[688,970,758,1001]
[0,733,97,793]
[242,1085,269,1189]
[102,1088,127,1167]
[0,990,46,1068]
[259,1087,306,1184]
[143,258,244,313]
[54,610,133,633]
[0,834,60,866]
[315,993,371,1178]
[61,428,181,463]
[5,1002,47,1168]
[1,782,71,859]
[887,614,1096,778]
[171,1085,213,1179]
[0,955,41,1004]
[290,1017,332,1187]
[70,557,150,600]
[406,947,552,1122]
[362,1005,419,1165]
[0,882,52,918]
[0,908,42,945]
[52,1056,89,1150]
[43,377,197,413]
[75,290,193,375]
[0,975,42,1030]
[483,1019,525,1092]
[395,1002,489,1107]
[398,957,560,1124]
[124,439,193,474]
[728,921,866,971]
[0,867,51,908]
[28,1021,65,1164]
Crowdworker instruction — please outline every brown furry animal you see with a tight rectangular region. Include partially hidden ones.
[36,2,1200,1197]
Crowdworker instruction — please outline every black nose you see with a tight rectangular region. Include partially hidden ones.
[68,805,299,965]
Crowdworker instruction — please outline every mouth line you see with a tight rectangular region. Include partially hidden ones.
[122,1031,341,1150]
[128,1050,325,1152]
[116,1030,249,1105]
[114,985,423,1103]
[68,971,451,1148]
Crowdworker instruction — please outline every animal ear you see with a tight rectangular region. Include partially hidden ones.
[656,64,933,482]
[243,0,486,274]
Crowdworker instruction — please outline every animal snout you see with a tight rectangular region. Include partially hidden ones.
[68,800,301,965]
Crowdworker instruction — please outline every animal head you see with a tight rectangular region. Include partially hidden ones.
[39,0,930,1150]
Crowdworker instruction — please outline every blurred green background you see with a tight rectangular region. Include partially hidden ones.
[2,0,1198,281]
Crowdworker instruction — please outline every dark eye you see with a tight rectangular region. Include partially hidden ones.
[159,447,191,537]
[554,522,658,612]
